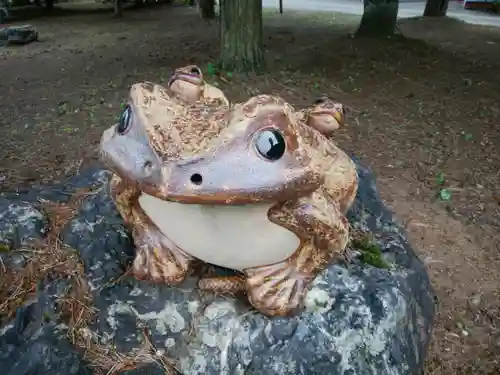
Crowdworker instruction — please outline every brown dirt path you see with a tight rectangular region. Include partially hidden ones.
[0,5,499,374]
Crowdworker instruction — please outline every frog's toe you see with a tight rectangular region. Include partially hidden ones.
[132,245,190,285]
[245,263,311,317]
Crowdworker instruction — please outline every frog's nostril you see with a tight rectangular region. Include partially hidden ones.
[190,173,203,186]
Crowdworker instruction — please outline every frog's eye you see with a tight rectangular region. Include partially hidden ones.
[190,66,201,76]
[255,128,286,161]
[314,97,326,105]
[117,105,132,135]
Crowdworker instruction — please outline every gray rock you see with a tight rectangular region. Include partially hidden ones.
[0,279,91,375]
[0,197,48,250]
[0,158,435,375]
[61,185,135,291]
[0,25,38,45]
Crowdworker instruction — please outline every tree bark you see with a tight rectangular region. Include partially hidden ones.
[423,0,449,16]
[0,8,6,24]
[356,0,399,37]
[114,0,123,17]
[219,0,264,72]
[199,0,215,19]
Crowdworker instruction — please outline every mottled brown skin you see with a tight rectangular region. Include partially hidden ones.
[100,84,358,317]
[167,64,229,106]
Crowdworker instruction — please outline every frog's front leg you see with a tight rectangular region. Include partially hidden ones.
[130,203,195,284]
[109,174,194,284]
[244,190,350,317]
[109,174,138,224]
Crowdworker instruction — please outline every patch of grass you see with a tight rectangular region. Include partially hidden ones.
[351,232,391,269]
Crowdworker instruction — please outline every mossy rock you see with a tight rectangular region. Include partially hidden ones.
[352,234,391,269]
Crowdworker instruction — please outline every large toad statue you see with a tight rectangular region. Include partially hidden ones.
[99,67,358,317]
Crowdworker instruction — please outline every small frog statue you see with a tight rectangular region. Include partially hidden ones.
[167,64,229,106]
[99,72,358,317]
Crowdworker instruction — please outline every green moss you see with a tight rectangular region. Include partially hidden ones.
[352,235,391,269]
[0,243,10,252]
[43,312,52,323]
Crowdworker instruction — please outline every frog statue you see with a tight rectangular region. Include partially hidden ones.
[99,69,358,317]
[167,64,229,106]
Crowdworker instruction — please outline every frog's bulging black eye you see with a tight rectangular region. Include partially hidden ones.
[255,128,286,161]
[117,105,132,135]
[314,97,326,105]
[190,66,201,76]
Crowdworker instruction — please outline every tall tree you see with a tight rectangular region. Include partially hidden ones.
[113,0,123,17]
[219,0,264,72]
[356,0,399,37]
[423,0,449,16]
[199,0,216,19]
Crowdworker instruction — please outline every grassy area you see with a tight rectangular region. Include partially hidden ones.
[1,3,499,374]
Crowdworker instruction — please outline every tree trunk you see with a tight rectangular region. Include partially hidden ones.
[219,0,264,72]
[423,0,449,16]
[0,8,6,24]
[199,0,215,19]
[356,0,399,37]
[114,0,123,17]
[45,0,54,11]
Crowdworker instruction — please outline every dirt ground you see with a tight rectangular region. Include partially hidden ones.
[0,3,499,374]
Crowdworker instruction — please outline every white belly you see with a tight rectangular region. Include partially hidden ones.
[138,193,300,271]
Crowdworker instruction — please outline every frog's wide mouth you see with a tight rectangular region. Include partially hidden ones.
[155,170,319,205]
[167,73,201,88]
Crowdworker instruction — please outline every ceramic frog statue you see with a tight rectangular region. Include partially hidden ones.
[99,80,358,317]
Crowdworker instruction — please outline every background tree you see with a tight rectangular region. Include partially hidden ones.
[356,0,399,37]
[423,0,449,16]
[199,0,215,19]
[219,0,264,72]
[114,0,122,17]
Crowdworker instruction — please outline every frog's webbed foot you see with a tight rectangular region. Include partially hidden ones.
[244,259,313,316]
[131,206,193,285]
[244,191,350,317]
